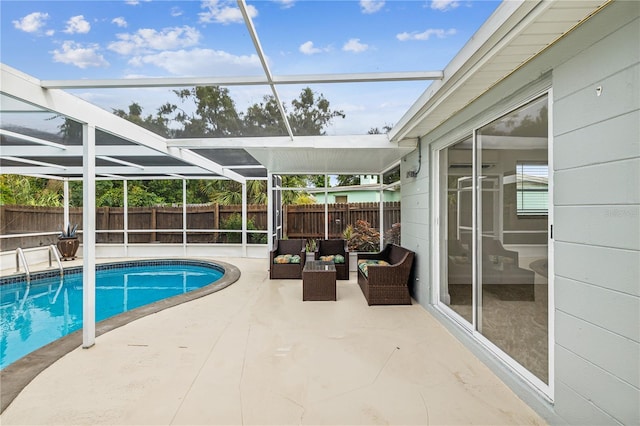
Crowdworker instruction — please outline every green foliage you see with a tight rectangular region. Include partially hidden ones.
[289,88,345,136]
[126,185,164,207]
[337,175,360,186]
[112,102,173,137]
[197,180,267,206]
[0,175,63,206]
[59,223,78,239]
[344,219,380,252]
[368,124,393,135]
[220,213,266,243]
[243,95,288,136]
[173,86,242,137]
[384,222,401,246]
[305,238,317,252]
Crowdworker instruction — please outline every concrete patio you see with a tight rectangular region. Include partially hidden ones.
[1,257,546,425]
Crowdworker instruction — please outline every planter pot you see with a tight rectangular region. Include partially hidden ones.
[57,237,79,260]
[349,252,358,272]
[306,252,315,261]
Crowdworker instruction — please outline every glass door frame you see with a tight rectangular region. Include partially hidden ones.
[430,89,555,401]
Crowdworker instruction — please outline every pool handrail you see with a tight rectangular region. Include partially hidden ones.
[15,247,31,283]
[48,244,64,277]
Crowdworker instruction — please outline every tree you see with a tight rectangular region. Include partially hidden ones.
[243,95,288,136]
[368,124,393,134]
[173,87,242,137]
[288,88,345,136]
[197,180,267,205]
[113,102,173,137]
[0,175,63,206]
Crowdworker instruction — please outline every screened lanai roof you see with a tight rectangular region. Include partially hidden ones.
[0,0,607,182]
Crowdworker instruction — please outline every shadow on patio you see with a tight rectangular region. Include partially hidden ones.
[0,257,545,425]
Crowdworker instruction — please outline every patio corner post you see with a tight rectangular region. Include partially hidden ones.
[242,181,247,257]
[63,179,70,230]
[182,178,187,256]
[82,123,96,349]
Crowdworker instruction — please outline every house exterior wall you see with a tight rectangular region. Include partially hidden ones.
[313,190,400,203]
[401,1,639,424]
[551,2,639,424]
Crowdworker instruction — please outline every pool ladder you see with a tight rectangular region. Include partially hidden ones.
[15,245,64,283]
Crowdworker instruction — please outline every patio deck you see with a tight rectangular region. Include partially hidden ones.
[1,257,545,425]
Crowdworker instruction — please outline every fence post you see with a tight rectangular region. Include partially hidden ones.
[151,208,157,242]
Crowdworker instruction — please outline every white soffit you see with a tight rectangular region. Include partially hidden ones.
[390,0,609,142]
[168,134,417,174]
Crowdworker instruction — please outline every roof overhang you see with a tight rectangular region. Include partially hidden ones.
[390,0,610,143]
[168,135,416,174]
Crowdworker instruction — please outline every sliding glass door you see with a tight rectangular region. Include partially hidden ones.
[439,93,551,387]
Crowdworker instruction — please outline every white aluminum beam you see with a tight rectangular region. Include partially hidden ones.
[39,71,443,89]
[82,123,96,349]
[168,134,400,149]
[237,0,293,140]
[0,166,218,175]
[0,146,168,157]
[0,156,67,169]
[0,128,67,149]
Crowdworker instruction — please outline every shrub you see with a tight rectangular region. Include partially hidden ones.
[344,219,380,252]
[221,213,266,244]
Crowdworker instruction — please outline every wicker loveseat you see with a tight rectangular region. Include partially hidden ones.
[357,244,415,305]
[269,239,306,279]
[315,239,350,280]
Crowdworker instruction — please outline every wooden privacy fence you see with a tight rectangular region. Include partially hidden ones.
[0,202,400,251]
[284,202,400,239]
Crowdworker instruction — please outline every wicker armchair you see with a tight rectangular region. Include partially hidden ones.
[357,244,415,305]
[269,239,306,279]
[315,239,350,280]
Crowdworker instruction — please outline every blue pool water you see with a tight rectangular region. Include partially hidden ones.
[0,260,224,370]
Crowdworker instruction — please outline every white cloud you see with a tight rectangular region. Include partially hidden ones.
[274,0,296,8]
[64,15,91,34]
[199,0,257,24]
[170,7,183,17]
[342,38,368,53]
[128,48,262,76]
[112,17,128,28]
[396,28,456,41]
[360,0,384,14]
[51,41,109,68]
[12,12,50,33]
[108,26,201,55]
[299,41,330,55]
[430,0,460,11]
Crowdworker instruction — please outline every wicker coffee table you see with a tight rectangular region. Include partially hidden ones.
[303,260,336,301]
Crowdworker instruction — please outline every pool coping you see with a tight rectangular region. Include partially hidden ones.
[0,258,241,414]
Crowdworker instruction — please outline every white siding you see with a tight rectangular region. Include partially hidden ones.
[400,148,430,305]
[552,2,639,424]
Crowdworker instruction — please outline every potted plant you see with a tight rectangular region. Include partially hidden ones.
[305,238,317,261]
[344,220,380,271]
[57,223,79,260]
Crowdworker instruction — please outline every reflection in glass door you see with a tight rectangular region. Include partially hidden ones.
[440,137,473,323]
[439,94,550,385]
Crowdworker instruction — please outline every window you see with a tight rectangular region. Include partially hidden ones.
[335,195,348,203]
[516,162,548,216]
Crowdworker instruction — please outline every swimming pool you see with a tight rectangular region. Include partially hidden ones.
[0,259,228,370]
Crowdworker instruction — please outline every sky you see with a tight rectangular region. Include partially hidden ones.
[1,0,501,135]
